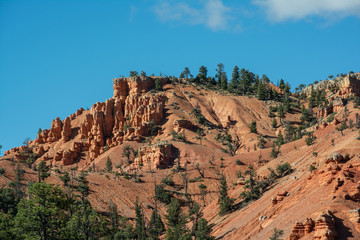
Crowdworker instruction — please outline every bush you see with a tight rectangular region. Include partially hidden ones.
[235,160,244,165]
[161,176,175,186]
[0,168,5,175]
[309,164,316,173]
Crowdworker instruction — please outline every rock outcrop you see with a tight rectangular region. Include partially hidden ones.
[5,76,169,165]
[133,141,175,170]
[301,73,360,97]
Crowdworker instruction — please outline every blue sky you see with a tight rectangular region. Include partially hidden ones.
[1,0,360,153]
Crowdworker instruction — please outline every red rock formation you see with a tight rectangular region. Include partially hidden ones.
[289,218,314,240]
[47,117,63,142]
[61,117,71,142]
[133,141,174,170]
[313,211,337,240]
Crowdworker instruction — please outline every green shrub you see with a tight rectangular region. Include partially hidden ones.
[161,176,175,186]
[0,168,5,175]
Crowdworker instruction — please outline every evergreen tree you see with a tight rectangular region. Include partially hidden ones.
[218,175,233,215]
[197,66,208,84]
[130,71,138,77]
[215,63,225,86]
[250,120,257,133]
[257,81,267,100]
[77,172,90,204]
[134,197,146,240]
[37,160,50,182]
[239,165,260,202]
[198,184,207,207]
[220,72,228,90]
[108,200,119,239]
[181,67,192,81]
[271,118,277,128]
[195,218,215,240]
[155,78,162,91]
[276,131,284,146]
[106,156,113,172]
[230,66,239,92]
[269,228,284,240]
[279,79,285,91]
[165,198,190,240]
[148,207,165,240]
[59,171,70,187]
[277,104,285,124]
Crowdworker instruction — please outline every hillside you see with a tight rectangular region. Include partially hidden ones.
[1,73,360,239]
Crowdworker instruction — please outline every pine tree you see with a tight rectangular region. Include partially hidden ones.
[77,172,90,204]
[165,198,190,240]
[257,81,267,100]
[220,72,228,90]
[134,197,146,240]
[230,66,239,92]
[198,184,207,207]
[269,228,284,240]
[195,218,215,240]
[276,131,284,146]
[250,120,257,133]
[59,171,70,187]
[106,156,113,172]
[218,175,233,215]
[181,67,192,81]
[197,66,208,84]
[272,118,277,128]
[279,79,285,91]
[148,207,165,240]
[215,63,225,87]
[277,104,285,124]
[37,160,50,182]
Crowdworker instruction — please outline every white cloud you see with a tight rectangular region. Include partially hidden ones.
[153,0,232,31]
[254,0,360,21]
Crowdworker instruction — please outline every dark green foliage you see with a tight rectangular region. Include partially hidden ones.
[276,131,284,146]
[218,175,234,215]
[229,66,239,92]
[59,171,70,187]
[130,71,138,77]
[215,63,225,86]
[161,176,175,186]
[354,96,360,108]
[106,156,113,172]
[257,81,267,100]
[155,184,173,205]
[279,79,285,90]
[155,78,162,91]
[148,207,165,239]
[309,164,316,173]
[239,165,261,202]
[258,135,266,149]
[269,228,284,240]
[270,142,280,158]
[250,120,257,133]
[196,66,208,84]
[37,160,50,182]
[271,118,277,128]
[0,168,5,176]
[77,172,90,203]
[195,218,215,240]
[135,197,146,240]
[305,132,316,146]
[275,163,292,177]
[171,130,187,142]
[165,198,190,240]
[277,104,285,123]
[0,188,19,216]
[300,106,314,123]
[122,145,134,163]
[180,67,193,80]
[336,120,348,136]
[198,184,207,206]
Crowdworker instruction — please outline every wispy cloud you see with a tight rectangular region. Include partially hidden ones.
[253,0,360,22]
[152,0,234,31]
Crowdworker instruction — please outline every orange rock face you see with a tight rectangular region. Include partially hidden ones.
[19,76,169,164]
[133,141,175,170]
